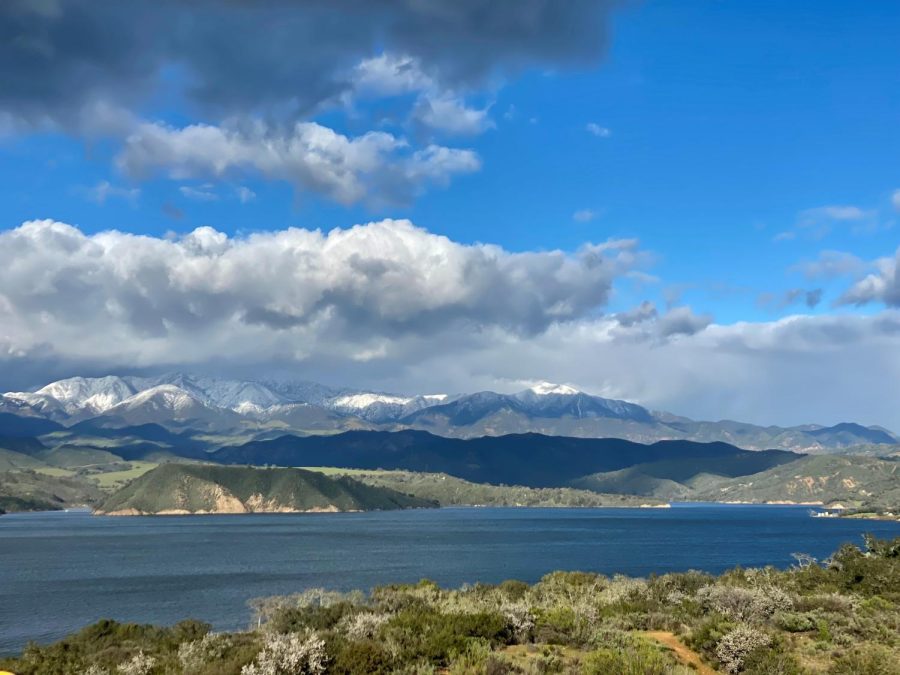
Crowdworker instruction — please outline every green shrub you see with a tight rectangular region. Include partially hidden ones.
[582,641,672,675]
[774,611,817,632]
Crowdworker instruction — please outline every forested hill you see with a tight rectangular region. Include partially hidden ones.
[211,430,801,487]
[97,464,437,515]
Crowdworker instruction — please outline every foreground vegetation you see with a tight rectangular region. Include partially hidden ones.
[4,536,899,674]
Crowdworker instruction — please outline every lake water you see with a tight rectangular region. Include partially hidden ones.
[2,504,899,655]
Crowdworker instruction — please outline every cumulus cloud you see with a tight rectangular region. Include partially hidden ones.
[352,54,434,97]
[0,218,641,368]
[837,248,900,307]
[2,218,900,428]
[0,0,620,125]
[117,120,480,205]
[412,95,494,136]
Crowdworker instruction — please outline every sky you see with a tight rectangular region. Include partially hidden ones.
[1,0,899,429]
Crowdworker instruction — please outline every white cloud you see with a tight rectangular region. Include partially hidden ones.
[799,205,868,223]
[235,186,256,203]
[86,180,140,205]
[0,219,641,370]
[892,189,900,212]
[837,249,899,307]
[352,54,433,97]
[573,209,598,223]
[412,94,494,136]
[794,250,867,280]
[117,119,480,205]
[586,123,611,137]
[179,185,218,202]
[4,218,900,429]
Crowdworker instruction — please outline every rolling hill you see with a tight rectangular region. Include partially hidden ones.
[210,430,801,487]
[691,455,900,510]
[96,464,437,515]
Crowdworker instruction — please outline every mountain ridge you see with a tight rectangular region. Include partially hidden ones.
[2,373,896,452]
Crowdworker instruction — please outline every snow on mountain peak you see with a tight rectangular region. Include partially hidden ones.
[528,382,580,396]
[120,384,201,412]
[331,393,413,409]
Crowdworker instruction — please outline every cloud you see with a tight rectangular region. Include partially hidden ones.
[837,248,900,307]
[352,54,434,97]
[573,209,598,223]
[0,218,641,366]
[758,288,824,311]
[412,95,494,136]
[655,306,713,338]
[117,119,480,205]
[2,217,900,428]
[0,1,621,125]
[179,185,218,202]
[799,205,869,223]
[776,204,884,242]
[586,123,611,137]
[85,180,140,205]
[794,250,867,280]
[235,186,256,204]
[892,189,900,212]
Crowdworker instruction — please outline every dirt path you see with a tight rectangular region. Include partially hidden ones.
[643,631,718,675]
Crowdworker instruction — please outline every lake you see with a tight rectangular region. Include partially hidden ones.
[1,504,899,655]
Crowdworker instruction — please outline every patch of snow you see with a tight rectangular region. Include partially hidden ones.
[332,393,413,409]
[528,382,580,396]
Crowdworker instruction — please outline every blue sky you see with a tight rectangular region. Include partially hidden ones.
[1,0,899,426]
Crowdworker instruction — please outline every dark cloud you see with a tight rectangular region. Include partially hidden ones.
[1,0,622,125]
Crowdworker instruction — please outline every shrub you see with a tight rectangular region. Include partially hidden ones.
[829,642,900,674]
[715,625,772,674]
[178,632,233,673]
[241,632,328,675]
[697,585,792,623]
[329,638,394,675]
[116,651,156,675]
[582,641,672,675]
[774,611,817,632]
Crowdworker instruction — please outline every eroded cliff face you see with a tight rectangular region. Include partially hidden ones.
[98,476,345,515]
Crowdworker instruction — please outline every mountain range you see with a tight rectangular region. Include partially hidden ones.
[2,373,897,453]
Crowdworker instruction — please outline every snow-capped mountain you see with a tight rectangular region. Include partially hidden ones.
[2,374,897,452]
[0,373,453,427]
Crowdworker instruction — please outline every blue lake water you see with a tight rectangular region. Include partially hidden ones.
[1,504,899,655]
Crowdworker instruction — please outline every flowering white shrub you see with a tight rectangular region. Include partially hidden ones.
[599,575,649,605]
[339,612,390,640]
[697,585,792,622]
[501,602,535,642]
[116,651,156,675]
[82,666,110,675]
[715,625,771,673]
[241,632,327,675]
[178,632,233,672]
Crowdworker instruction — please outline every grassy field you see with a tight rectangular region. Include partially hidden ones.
[92,461,159,490]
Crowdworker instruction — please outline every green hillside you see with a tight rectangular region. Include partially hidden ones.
[97,463,438,515]
[0,470,104,512]
[35,445,126,468]
[307,468,666,507]
[0,447,48,472]
[571,454,900,512]
[692,455,900,510]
